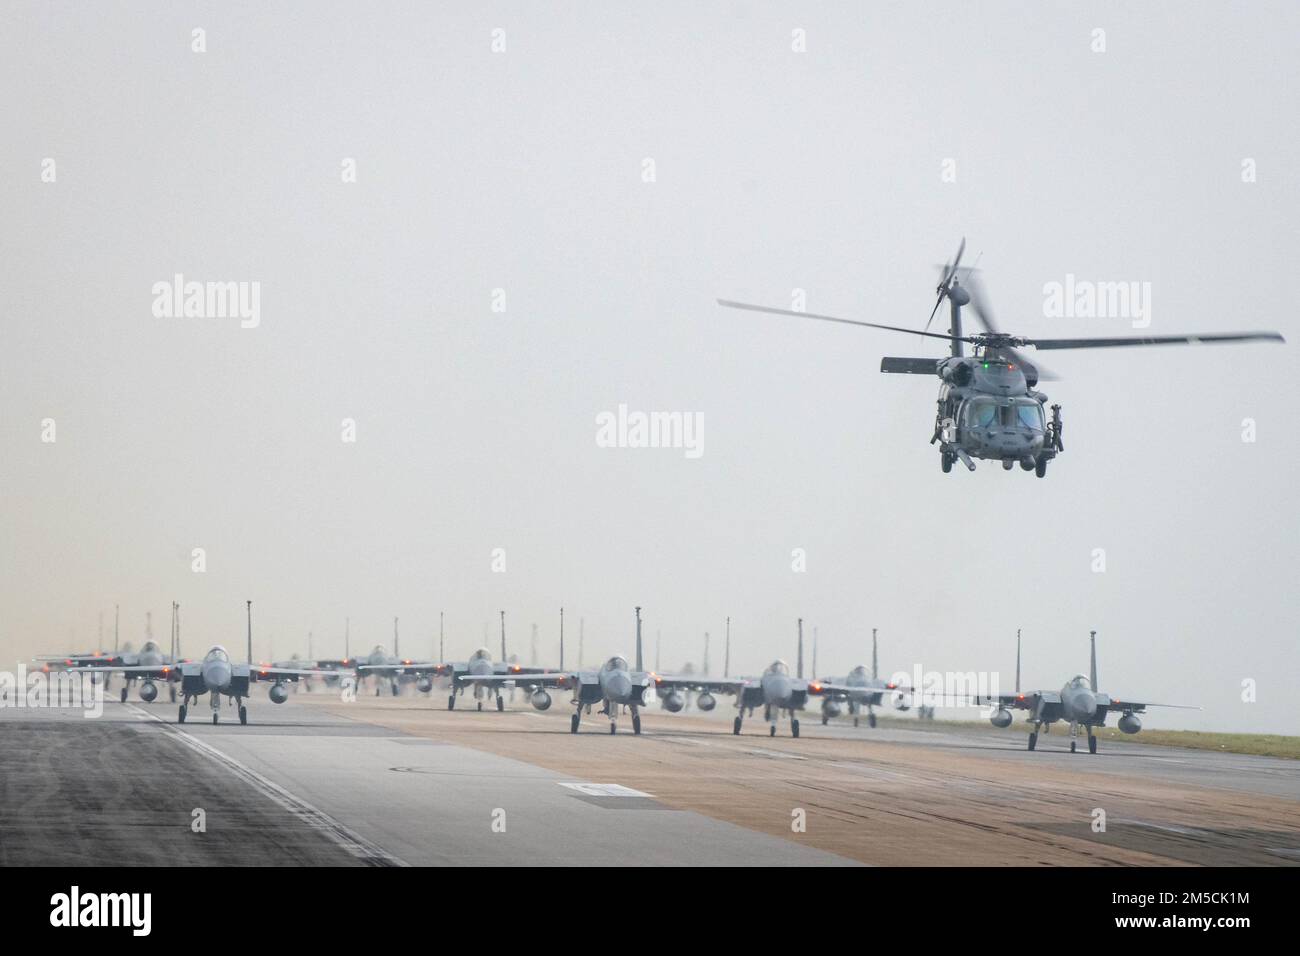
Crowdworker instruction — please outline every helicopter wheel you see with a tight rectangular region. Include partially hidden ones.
[941,451,953,473]
[1035,458,1048,478]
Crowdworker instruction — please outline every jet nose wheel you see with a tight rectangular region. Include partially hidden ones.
[769,725,776,737]
[791,719,800,739]
[212,713,219,726]
[633,715,642,735]
[1027,731,1037,751]
[733,717,742,735]
[868,712,877,729]
[1088,735,1098,754]
[448,695,456,710]
[570,713,580,734]
[1070,741,1077,753]
[238,705,247,726]
[120,688,127,703]
[477,701,483,712]
[609,721,617,735]
[169,686,176,703]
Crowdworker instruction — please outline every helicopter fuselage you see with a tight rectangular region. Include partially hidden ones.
[932,355,1062,475]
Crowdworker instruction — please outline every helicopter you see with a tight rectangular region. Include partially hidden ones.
[719,239,1285,476]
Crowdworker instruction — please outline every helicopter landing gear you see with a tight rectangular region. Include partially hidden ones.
[1036,458,1048,478]
[941,450,954,473]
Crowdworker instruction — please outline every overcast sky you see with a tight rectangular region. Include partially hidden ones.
[2,2,1296,732]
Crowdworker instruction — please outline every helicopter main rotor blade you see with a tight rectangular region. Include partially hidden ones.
[924,237,966,333]
[718,299,977,344]
[964,273,1059,381]
[1027,331,1285,350]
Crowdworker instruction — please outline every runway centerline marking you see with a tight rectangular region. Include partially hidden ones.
[126,704,407,867]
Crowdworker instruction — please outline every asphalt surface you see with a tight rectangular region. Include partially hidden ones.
[0,697,852,866]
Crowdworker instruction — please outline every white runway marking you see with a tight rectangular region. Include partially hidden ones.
[558,782,653,798]
[744,748,806,760]
[126,704,407,866]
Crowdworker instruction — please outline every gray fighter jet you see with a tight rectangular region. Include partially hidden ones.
[976,630,1196,753]
[69,602,343,724]
[808,628,910,728]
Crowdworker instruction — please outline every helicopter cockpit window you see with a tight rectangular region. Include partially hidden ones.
[1014,401,1045,430]
[963,399,997,428]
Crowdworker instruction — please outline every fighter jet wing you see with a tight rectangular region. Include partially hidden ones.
[36,653,122,666]
[974,691,1056,709]
[244,664,347,681]
[653,674,750,692]
[807,679,910,695]
[1100,697,1198,713]
[458,671,574,685]
[63,663,179,680]
[356,661,446,675]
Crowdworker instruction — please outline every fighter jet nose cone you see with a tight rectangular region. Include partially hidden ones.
[607,673,632,700]
[771,677,791,700]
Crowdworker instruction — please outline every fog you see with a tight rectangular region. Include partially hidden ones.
[2,2,1296,732]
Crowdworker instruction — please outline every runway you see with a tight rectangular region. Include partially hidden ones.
[0,697,852,867]
[3,688,1297,866]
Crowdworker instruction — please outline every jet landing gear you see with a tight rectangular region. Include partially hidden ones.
[178,696,189,724]
[1088,730,1098,755]
[631,706,642,736]
[1027,731,1038,751]
[733,715,743,735]
[238,697,247,726]
[496,695,504,712]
